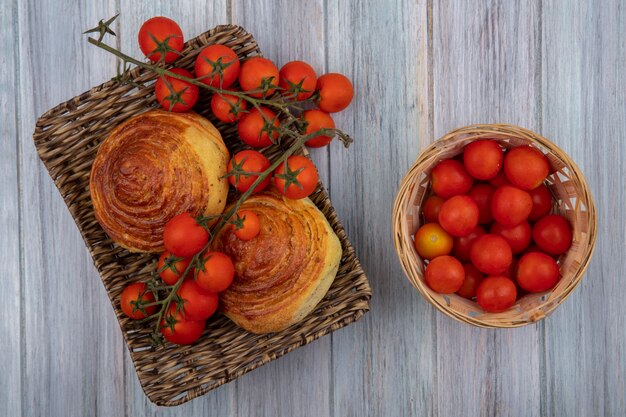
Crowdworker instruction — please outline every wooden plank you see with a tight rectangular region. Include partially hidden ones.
[327,1,436,416]
[0,1,22,416]
[17,1,124,416]
[229,2,332,417]
[117,1,236,415]
[431,2,542,416]
[541,1,626,416]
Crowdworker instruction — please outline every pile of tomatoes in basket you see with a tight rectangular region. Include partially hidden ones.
[414,140,573,313]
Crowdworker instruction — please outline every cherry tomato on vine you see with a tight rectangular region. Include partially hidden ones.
[239,57,280,98]
[211,92,248,123]
[476,276,517,313]
[491,185,533,226]
[532,215,572,255]
[463,140,503,180]
[279,61,317,100]
[425,255,465,294]
[160,304,205,345]
[413,223,454,260]
[176,279,219,321]
[138,16,184,63]
[438,195,479,237]
[422,195,445,223]
[274,155,319,199]
[232,210,260,241]
[195,252,235,293]
[154,68,199,112]
[227,150,271,194]
[516,252,560,292]
[158,250,191,285]
[194,44,240,88]
[163,212,209,258]
[431,159,473,199]
[316,73,354,113]
[120,283,157,320]
[470,234,513,275]
[238,107,280,148]
[504,146,550,190]
[302,110,335,148]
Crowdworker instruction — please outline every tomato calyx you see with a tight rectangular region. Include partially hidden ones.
[148,33,183,64]
[159,75,189,111]
[83,13,119,43]
[229,212,247,231]
[283,78,313,100]
[193,213,221,232]
[259,76,278,97]
[130,290,155,318]
[198,55,235,86]
[224,95,247,118]
[222,156,263,185]
[260,114,281,144]
[158,253,185,275]
[275,161,305,193]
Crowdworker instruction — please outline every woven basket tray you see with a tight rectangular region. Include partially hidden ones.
[393,124,596,328]
[33,25,371,406]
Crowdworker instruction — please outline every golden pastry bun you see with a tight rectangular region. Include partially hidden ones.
[212,188,342,334]
[90,110,229,253]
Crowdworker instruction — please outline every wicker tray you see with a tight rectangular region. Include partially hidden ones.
[33,25,371,406]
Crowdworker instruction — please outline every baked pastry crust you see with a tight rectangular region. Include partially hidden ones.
[213,188,342,334]
[90,110,229,253]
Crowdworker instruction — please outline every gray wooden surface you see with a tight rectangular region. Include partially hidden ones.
[1,0,624,416]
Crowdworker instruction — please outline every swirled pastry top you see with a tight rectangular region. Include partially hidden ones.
[212,188,342,334]
[90,110,229,253]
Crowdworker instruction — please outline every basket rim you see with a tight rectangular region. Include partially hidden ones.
[392,123,597,328]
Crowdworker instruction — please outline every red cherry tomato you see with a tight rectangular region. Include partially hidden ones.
[517,252,560,292]
[194,44,240,88]
[467,183,496,224]
[504,146,550,190]
[316,73,354,112]
[195,252,235,293]
[491,185,533,226]
[476,276,517,313]
[120,283,157,320]
[470,234,513,275]
[163,213,209,258]
[154,68,199,112]
[438,195,479,237]
[532,215,572,255]
[177,279,219,321]
[457,263,485,299]
[491,221,532,254]
[210,92,247,123]
[279,61,318,100]
[431,159,474,199]
[232,210,260,241]
[158,251,191,285]
[138,17,184,63]
[303,110,335,148]
[424,255,465,294]
[452,225,486,262]
[238,107,280,148]
[488,170,510,187]
[239,57,280,98]
[422,195,445,223]
[227,150,271,194]
[274,156,319,199]
[528,184,553,221]
[463,140,503,180]
[160,304,205,345]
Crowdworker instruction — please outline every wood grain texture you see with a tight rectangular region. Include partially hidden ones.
[326,1,434,416]
[3,0,626,415]
[0,1,22,416]
[541,1,626,416]
[431,2,542,416]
